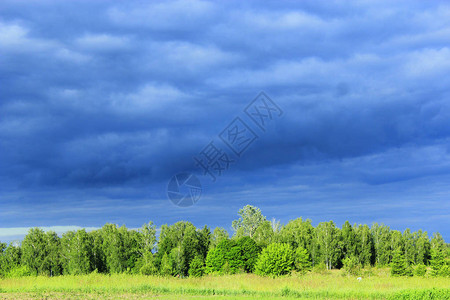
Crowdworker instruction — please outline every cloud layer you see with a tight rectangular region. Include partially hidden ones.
[1,0,449,241]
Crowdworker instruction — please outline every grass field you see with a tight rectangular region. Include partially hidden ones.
[0,270,449,299]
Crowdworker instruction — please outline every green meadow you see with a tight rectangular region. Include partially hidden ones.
[1,270,449,300]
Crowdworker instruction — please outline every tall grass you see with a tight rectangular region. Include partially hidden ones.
[0,269,449,299]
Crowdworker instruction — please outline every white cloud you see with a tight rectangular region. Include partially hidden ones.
[0,21,90,63]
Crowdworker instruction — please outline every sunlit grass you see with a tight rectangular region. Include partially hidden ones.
[0,269,449,299]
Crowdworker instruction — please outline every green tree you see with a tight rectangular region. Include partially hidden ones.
[255,243,294,276]
[413,264,427,277]
[44,231,62,276]
[101,224,127,273]
[278,218,314,251]
[210,227,229,248]
[340,221,357,260]
[413,230,430,265]
[156,221,204,276]
[391,248,412,277]
[342,256,361,276]
[89,229,106,272]
[197,225,211,260]
[236,236,261,273]
[232,205,266,238]
[355,224,373,267]
[61,229,92,275]
[139,252,157,275]
[0,242,21,276]
[402,229,415,266]
[159,252,172,276]
[204,239,243,274]
[294,247,311,274]
[253,220,274,247]
[21,228,49,275]
[135,222,157,274]
[371,223,391,266]
[430,233,448,277]
[316,221,341,270]
[188,255,204,277]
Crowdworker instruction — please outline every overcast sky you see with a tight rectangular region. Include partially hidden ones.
[1,0,449,242]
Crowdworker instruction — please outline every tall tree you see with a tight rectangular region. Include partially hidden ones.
[210,227,229,248]
[391,248,412,276]
[355,224,373,267]
[413,230,430,265]
[232,205,266,238]
[61,229,92,275]
[253,220,274,247]
[45,231,62,276]
[316,221,341,270]
[402,229,415,266]
[101,224,127,273]
[21,228,49,275]
[278,218,315,264]
[340,221,357,260]
[371,223,391,266]
[430,232,447,276]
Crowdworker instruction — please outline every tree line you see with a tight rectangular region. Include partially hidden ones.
[0,205,448,277]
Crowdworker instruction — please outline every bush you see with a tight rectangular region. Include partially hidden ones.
[342,256,361,276]
[188,256,204,277]
[413,264,427,277]
[312,262,329,274]
[6,265,33,278]
[255,243,294,276]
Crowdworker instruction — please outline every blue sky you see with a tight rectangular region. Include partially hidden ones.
[1,0,450,242]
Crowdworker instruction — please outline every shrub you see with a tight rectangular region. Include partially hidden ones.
[6,265,33,278]
[413,264,427,277]
[342,256,361,276]
[312,262,329,274]
[255,243,294,276]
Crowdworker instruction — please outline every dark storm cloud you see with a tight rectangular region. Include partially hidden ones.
[1,0,449,239]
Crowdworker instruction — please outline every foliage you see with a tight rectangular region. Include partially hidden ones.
[391,248,412,277]
[236,236,261,273]
[255,243,294,276]
[342,256,361,276]
[232,205,266,238]
[294,247,311,274]
[159,252,172,276]
[210,227,229,248]
[1,205,448,280]
[21,228,50,275]
[430,233,449,277]
[5,265,32,278]
[413,264,427,277]
[315,221,341,270]
[138,252,157,275]
[188,255,204,277]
